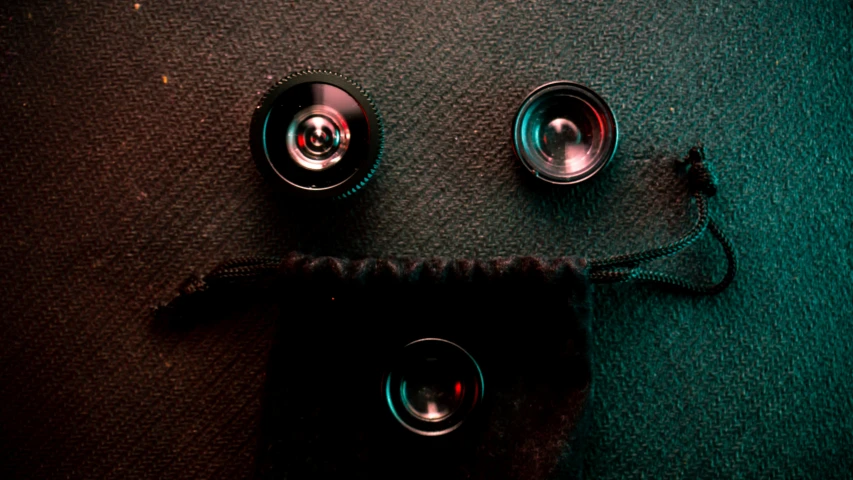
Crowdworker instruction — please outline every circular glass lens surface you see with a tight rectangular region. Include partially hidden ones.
[400,357,465,422]
[513,82,618,184]
[384,338,484,437]
[286,105,350,171]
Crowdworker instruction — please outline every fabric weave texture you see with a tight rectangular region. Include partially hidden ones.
[1,0,851,478]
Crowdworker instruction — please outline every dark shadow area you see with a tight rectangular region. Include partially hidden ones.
[153,257,595,480]
[151,284,275,334]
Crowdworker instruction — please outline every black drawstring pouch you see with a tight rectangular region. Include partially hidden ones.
[159,146,737,479]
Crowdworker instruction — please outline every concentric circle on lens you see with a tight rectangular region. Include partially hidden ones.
[286,105,350,171]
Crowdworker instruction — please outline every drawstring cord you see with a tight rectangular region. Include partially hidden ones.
[163,144,737,311]
[587,144,737,294]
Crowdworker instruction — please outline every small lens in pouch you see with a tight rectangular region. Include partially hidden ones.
[383,338,484,437]
[256,279,592,480]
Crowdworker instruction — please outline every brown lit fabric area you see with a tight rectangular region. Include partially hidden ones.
[1,0,851,478]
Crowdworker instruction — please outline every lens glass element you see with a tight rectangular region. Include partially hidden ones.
[384,338,484,437]
[400,357,465,422]
[286,105,350,171]
[514,82,618,184]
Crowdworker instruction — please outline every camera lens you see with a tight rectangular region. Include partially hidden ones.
[250,71,383,199]
[384,338,484,437]
[513,81,618,184]
[401,357,465,422]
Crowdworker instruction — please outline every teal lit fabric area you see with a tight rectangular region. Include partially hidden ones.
[0,0,851,478]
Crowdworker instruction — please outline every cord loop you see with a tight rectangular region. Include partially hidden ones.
[680,143,718,197]
[588,144,736,293]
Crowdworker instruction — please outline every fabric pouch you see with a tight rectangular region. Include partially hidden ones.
[161,146,736,479]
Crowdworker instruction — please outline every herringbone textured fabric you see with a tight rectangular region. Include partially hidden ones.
[1,0,851,478]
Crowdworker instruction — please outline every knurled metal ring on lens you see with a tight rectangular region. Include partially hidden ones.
[249,70,383,199]
[513,81,618,185]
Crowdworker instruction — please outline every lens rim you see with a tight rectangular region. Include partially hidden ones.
[512,81,618,185]
[250,71,383,199]
[383,338,484,437]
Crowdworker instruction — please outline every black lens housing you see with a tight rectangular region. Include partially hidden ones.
[513,81,618,185]
[250,71,383,199]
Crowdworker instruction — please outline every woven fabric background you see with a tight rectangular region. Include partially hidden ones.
[1,0,851,478]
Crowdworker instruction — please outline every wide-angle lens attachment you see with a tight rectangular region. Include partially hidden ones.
[250,71,383,199]
[513,81,618,184]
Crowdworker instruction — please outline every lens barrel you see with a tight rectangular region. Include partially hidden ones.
[513,81,618,185]
[250,71,383,199]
